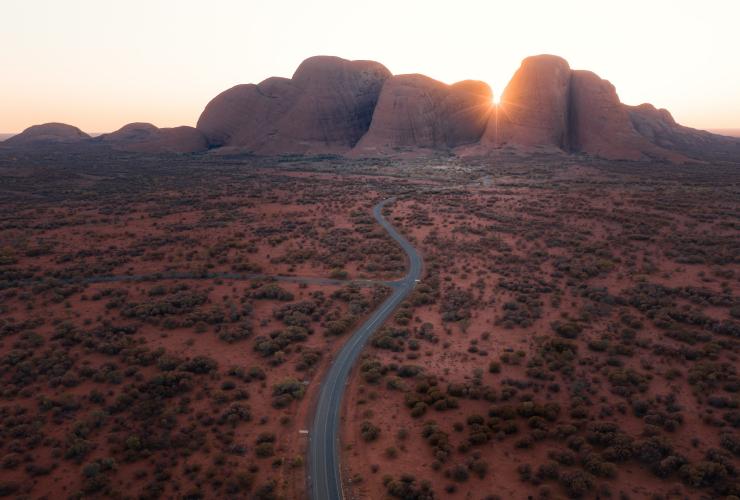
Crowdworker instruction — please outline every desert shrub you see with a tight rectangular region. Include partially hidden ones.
[582,453,617,478]
[449,464,469,482]
[271,379,305,408]
[517,401,560,421]
[607,368,649,397]
[80,457,117,494]
[421,421,452,463]
[180,356,217,374]
[410,402,428,418]
[360,421,380,442]
[218,322,252,343]
[500,351,524,366]
[156,354,182,371]
[254,326,309,359]
[274,301,316,327]
[224,469,256,494]
[632,436,675,467]
[296,349,321,371]
[440,287,473,322]
[218,404,252,426]
[405,377,460,414]
[497,294,543,328]
[550,321,583,339]
[253,433,276,458]
[0,482,19,496]
[720,432,740,456]
[251,284,294,301]
[517,463,532,482]
[65,437,92,463]
[121,290,207,319]
[386,377,407,391]
[394,307,412,326]
[360,359,386,384]
[410,279,439,307]
[536,461,560,481]
[383,474,435,500]
[325,315,355,336]
[255,443,274,458]
[688,361,738,391]
[559,470,594,498]
[253,479,277,500]
[468,458,488,478]
[228,365,266,382]
[256,433,276,444]
[679,460,728,488]
[549,449,577,466]
[329,268,348,279]
[372,327,409,351]
[588,339,609,352]
[397,365,422,378]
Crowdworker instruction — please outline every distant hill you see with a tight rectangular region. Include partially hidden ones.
[96,123,207,153]
[0,124,204,154]
[0,134,16,142]
[3,123,90,147]
[708,128,740,138]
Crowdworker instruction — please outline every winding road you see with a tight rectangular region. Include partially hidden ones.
[309,197,422,500]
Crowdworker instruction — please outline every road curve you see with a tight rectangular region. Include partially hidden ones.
[309,197,422,500]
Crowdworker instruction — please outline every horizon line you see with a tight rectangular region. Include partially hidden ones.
[3,128,740,139]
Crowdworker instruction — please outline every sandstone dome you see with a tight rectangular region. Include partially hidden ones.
[4,123,90,147]
[99,123,207,153]
[483,55,571,150]
[352,75,493,154]
[568,70,665,160]
[197,56,391,154]
[479,56,684,160]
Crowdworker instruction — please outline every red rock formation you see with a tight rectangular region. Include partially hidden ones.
[479,57,690,161]
[196,78,298,151]
[197,56,390,154]
[195,53,740,161]
[627,103,740,161]
[8,54,736,162]
[568,70,668,160]
[100,123,207,153]
[4,123,90,147]
[352,75,492,154]
[482,55,571,150]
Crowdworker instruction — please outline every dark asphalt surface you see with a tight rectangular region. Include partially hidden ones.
[309,197,422,500]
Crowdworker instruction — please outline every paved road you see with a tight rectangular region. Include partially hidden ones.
[309,197,422,500]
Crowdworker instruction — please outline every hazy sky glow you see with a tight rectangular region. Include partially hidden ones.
[2,0,739,132]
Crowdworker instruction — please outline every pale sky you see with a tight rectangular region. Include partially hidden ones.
[1,0,739,133]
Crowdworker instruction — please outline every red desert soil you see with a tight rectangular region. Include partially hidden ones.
[341,166,739,499]
[1,278,387,498]
[0,151,738,499]
[0,160,407,498]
